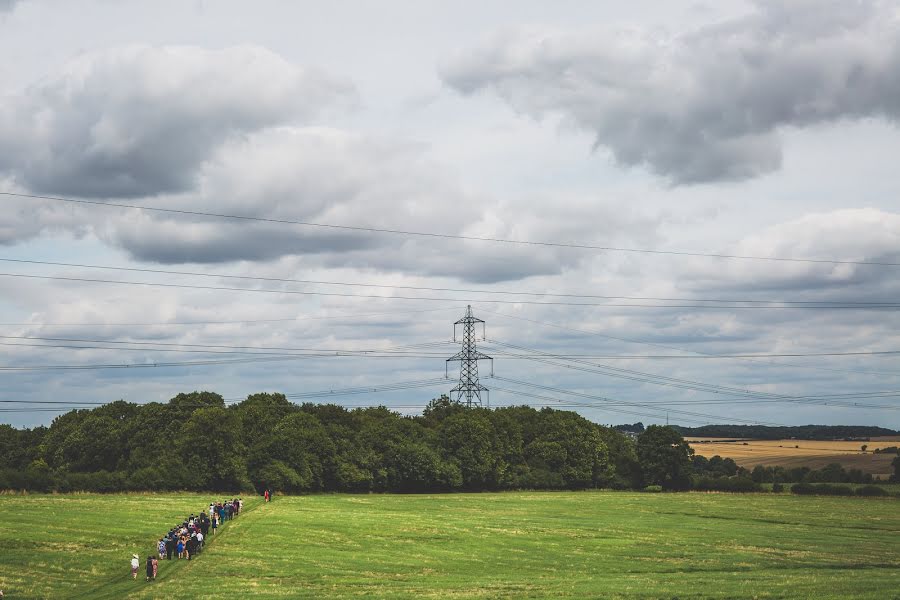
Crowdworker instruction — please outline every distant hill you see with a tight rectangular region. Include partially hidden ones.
[672,424,899,440]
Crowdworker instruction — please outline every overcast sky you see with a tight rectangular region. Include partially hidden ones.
[1,0,899,429]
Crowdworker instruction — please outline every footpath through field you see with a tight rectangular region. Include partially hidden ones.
[76,497,263,600]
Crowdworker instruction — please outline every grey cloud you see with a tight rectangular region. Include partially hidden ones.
[685,208,900,295]
[0,186,91,245]
[101,126,471,262]
[0,45,353,198]
[101,126,655,283]
[114,222,380,265]
[440,0,900,184]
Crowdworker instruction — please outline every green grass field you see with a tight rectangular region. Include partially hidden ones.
[1,492,898,599]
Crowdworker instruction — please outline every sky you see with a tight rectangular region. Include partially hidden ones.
[1,0,899,429]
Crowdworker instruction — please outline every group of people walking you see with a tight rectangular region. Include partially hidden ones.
[131,498,243,581]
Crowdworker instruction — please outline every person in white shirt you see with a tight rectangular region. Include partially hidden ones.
[130,554,139,579]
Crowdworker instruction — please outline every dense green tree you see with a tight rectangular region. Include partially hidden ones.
[440,410,499,489]
[234,393,297,447]
[385,441,456,492]
[264,411,333,491]
[178,406,250,491]
[0,424,45,470]
[56,413,125,472]
[485,408,527,488]
[637,425,694,490]
[257,459,309,493]
[599,427,641,488]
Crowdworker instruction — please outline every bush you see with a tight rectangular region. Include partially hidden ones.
[791,483,855,496]
[855,485,889,497]
[772,483,784,493]
[643,485,663,493]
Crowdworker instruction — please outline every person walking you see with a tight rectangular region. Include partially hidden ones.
[151,556,158,580]
[145,556,153,581]
[130,554,139,579]
[165,533,174,560]
[264,489,269,503]
[157,538,166,560]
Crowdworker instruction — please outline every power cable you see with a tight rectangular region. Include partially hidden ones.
[3,272,899,309]
[1,257,895,306]
[5,191,899,267]
[0,305,462,327]
[2,334,899,360]
[485,339,898,412]
[477,307,900,378]
[494,376,785,426]
[489,384,712,425]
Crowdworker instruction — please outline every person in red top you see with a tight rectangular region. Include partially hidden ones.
[264,489,269,502]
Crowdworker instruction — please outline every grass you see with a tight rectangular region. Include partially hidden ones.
[1,491,898,599]
[688,437,900,477]
[0,493,254,599]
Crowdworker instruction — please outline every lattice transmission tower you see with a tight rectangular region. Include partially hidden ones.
[446,305,493,407]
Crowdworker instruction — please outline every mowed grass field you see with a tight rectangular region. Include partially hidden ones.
[688,436,900,477]
[1,492,898,599]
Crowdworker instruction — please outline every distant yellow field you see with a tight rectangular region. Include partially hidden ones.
[687,436,900,477]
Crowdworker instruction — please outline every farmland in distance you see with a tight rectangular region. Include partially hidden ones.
[688,436,900,477]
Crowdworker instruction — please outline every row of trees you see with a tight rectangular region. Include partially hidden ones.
[2,392,896,493]
[674,424,898,440]
[750,463,877,484]
[0,392,692,493]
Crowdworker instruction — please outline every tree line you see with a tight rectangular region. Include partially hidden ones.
[673,424,898,440]
[1,392,897,493]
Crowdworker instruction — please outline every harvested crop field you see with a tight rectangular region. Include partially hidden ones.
[688,437,900,477]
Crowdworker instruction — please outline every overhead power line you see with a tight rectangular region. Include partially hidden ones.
[0,356,302,371]
[0,377,452,406]
[3,272,899,310]
[485,339,899,412]
[0,336,455,357]
[0,305,462,327]
[7,385,896,408]
[4,190,898,267]
[492,379,785,426]
[489,384,712,426]
[2,334,899,360]
[1,257,895,306]
[492,376,899,414]
[0,340,454,371]
[477,307,900,378]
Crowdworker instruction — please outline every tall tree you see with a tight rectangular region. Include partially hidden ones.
[178,406,250,491]
[637,425,694,490]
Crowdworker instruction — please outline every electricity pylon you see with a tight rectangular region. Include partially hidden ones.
[446,305,493,407]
